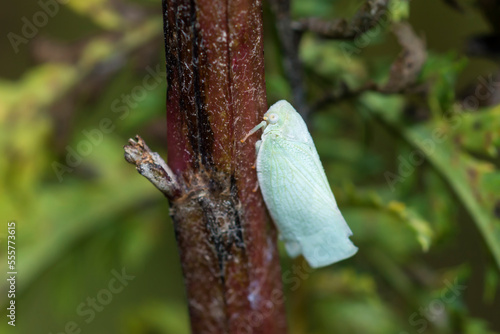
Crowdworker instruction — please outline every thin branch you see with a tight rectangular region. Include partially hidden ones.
[292,0,390,40]
[382,23,427,93]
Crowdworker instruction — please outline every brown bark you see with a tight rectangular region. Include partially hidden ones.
[159,0,287,333]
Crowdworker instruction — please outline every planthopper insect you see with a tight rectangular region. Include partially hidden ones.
[241,100,358,268]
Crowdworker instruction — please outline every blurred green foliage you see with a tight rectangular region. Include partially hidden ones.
[1,0,499,333]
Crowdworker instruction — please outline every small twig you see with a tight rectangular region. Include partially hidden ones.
[292,0,390,40]
[382,23,427,93]
[124,135,180,199]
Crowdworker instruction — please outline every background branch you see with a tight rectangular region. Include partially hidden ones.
[292,0,390,40]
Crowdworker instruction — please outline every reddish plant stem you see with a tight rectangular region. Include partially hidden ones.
[162,0,287,333]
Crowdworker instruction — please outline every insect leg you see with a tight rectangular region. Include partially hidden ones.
[252,182,259,192]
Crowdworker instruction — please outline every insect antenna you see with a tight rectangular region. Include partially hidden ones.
[240,120,267,143]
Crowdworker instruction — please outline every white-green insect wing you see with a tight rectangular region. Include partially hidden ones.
[254,100,357,268]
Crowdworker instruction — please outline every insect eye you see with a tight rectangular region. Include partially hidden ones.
[268,114,279,124]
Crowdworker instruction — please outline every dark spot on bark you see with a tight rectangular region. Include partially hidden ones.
[197,175,246,275]
[190,1,214,169]
[208,177,223,193]
[230,174,239,199]
[230,174,245,248]
[200,196,225,273]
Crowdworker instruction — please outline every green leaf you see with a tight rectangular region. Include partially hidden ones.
[363,92,500,269]
[452,106,500,158]
[339,184,434,252]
